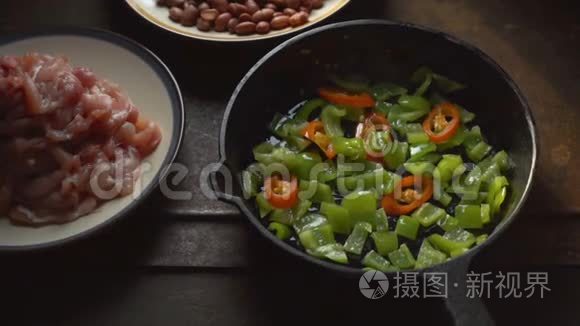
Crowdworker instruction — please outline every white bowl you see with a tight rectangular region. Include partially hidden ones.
[0,29,184,250]
[126,0,351,42]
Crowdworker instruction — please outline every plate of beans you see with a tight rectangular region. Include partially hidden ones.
[126,0,351,41]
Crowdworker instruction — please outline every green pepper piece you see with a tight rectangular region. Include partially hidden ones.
[463,126,492,162]
[406,123,430,144]
[293,213,327,234]
[459,106,475,123]
[428,228,475,255]
[299,179,334,203]
[242,171,260,199]
[437,214,460,232]
[436,154,463,184]
[330,75,370,93]
[338,169,398,195]
[371,231,399,256]
[268,222,293,240]
[487,176,509,215]
[412,68,433,96]
[362,250,400,272]
[307,243,348,264]
[372,82,408,101]
[315,160,338,183]
[374,101,393,116]
[492,150,512,172]
[295,98,326,121]
[404,162,436,176]
[481,204,491,224]
[395,216,420,240]
[320,202,351,235]
[384,141,409,171]
[270,209,292,225]
[253,142,276,165]
[344,222,373,255]
[341,190,378,226]
[374,208,390,232]
[437,191,453,207]
[388,244,416,269]
[450,247,470,258]
[299,223,335,250]
[389,95,430,122]
[408,143,437,162]
[256,192,273,218]
[415,240,448,269]
[476,234,489,245]
[331,137,366,160]
[412,203,447,227]
[321,105,346,137]
[286,151,322,180]
[437,125,467,151]
[455,204,483,229]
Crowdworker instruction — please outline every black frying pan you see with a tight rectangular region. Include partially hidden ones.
[210,20,537,325]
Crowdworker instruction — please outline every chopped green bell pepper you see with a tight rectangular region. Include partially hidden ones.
[384,141,409,170]
[450,247,469,258]
[395,216,420,240]
[428,228,475,255]
[298,224,334,250]
[437,214,460,232]
[388,243,416,269]
[332,137,366,160]
[404,162,436,176]
[476,234,489,245]
[321,105,346,137]
[299,180,334,203]
[268,222,292,240]
[436,191,453,207]
[371,231,399,256]
[412,203,447,227]
[405,123,430,144]
[463,126,492,162]
[481,203,491,224]
[374,208,390,232]
[295,98,325,121]
[337,169,398,195]
[320,202,351,235]
[436,154,463,185]
[330,75,369,93]
[372,82,408,101]
[341,190,378,226]
[487,176,509,215]
[492,150,512,172]
[415,240,448,269]
[362,250,399,272]
[437,125,467,151]
[455,204,483,229]
[256,192,273,218]
[307,243,348,264]
[389,95,431,122]
[344,222,373,255]
[408,143,437,162]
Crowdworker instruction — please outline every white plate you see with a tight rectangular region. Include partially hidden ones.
[0,29,184,249]
[126,0,351,42]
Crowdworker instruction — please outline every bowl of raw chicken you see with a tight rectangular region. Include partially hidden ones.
[0,29,184,250]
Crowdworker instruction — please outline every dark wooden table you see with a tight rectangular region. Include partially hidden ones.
[1,0,580,325]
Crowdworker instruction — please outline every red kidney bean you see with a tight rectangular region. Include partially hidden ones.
[214,12,232,32]
[196,18,212,31]
[270,15,290,29]
[235,21,257,35]
[283,8,297,16]
[200,8,218,21]
[286,0,300,9]
[209,0,229,12]
[227,17,239,33]
[181,4,199,26]
[301,0,313,10]
[273,12,284,17]
[198,2,210,11]
[264,3,278,10]
[311,0,323,9]
[289,11,308,27]
[299,6,311,13]
[256,21,271,34]
[169,7,184,22]
[239,12,252,22]
[228,3,248,17]
[245,0,260,14]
